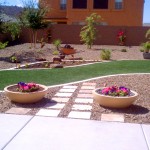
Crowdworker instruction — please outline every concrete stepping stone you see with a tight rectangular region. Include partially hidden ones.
[68,111,91,119]
[5,107,31,115]
[55,92,73,97]
[59,88,76,93]
[36,109,60,117]
[79,90,93,93]
[81,86,95,90]
[45,103,65,109]
[82,83,96,86]
[75,98,93,104]
[77,93,93,98]
[52,97,70,103]
[101,114,124,122]
[72,104,92,111]
[63,85,78,89]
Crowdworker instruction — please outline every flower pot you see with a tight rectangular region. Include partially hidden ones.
[92,88,138,108]
[143,52,150,59]
[4,84,48,103]
[61,48,76,55]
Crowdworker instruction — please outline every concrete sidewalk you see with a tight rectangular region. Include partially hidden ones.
[0,114,150,150]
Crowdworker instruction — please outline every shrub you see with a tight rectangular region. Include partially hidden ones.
[140,49,144,52]
[53,39,62,51]
[121,49,127,52]
[2,22,21,41]
[100,49,111,60]
[0,41,8,49]
[141,42,150,53]
[53,50,59,55]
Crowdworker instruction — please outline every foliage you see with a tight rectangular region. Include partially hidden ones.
[2,22,21,40]
[80,13,101,49]
[100,49,111,60]
[140,49,144,52]
[0,3,3,33]
[121,49,127,52]
[10,56,17,62]
[0,41,8,49]
[141,29,150,53]
[52,50,59,55]
[20,0,49,48]
[53,39,62,51]
[117,30,126,45]
[99,86,130,97]
[141,41,150,53]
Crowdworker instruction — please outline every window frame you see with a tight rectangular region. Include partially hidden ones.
[115,0,123,10]
[60,0,67,10]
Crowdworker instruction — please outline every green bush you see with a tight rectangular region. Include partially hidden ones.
[100,49,111,60]
[2,22,21,41]
[53,39,62,51]
[141,42,150,53]
[0,41,8,49]
[53,50,59,55]
[140,49,144,52]
[121,49,127,52]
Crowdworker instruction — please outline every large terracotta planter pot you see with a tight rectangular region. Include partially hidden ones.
[4,84,48,103]
[92,88,138,108]
[61,48,76,55]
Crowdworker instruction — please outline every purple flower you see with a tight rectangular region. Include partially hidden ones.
[100,86,130,97]
[17,82,39,92]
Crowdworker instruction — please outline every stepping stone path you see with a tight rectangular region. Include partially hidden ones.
[6,108,31,115]
[6,82,125,122]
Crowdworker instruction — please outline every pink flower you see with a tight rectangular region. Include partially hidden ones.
[23,86,29,90]
[17,82,39,92]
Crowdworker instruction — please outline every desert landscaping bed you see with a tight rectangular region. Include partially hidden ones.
[0,74,150,124]
[0,44,149,124]
[0,43,144,69]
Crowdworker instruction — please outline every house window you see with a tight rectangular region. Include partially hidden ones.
[115,0,123,9]
[93,0,108,9]
[73,0,87,9]
[60,0,67,10]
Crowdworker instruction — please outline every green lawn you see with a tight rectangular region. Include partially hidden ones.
[0,60,150,90]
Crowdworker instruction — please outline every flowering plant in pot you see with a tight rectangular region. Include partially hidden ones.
[4,82,48,103]
[92,86,138,108]
[117,31,126,46]
[17,82,39,92]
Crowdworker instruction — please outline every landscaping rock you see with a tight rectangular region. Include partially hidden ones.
[51,64,63,68]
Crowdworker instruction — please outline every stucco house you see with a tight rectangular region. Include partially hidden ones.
[39,0,144,26]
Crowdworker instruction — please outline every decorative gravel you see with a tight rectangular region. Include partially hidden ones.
[0,44,149,124]
[0,43,144,69]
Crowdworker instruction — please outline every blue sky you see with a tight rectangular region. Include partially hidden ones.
[1,0,150,23]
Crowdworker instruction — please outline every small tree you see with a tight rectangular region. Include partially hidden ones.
[2,22,21,41]
[53,39,62,51]
[0,3,21,41]
[20,0,49,48]
[80,13,101,49]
